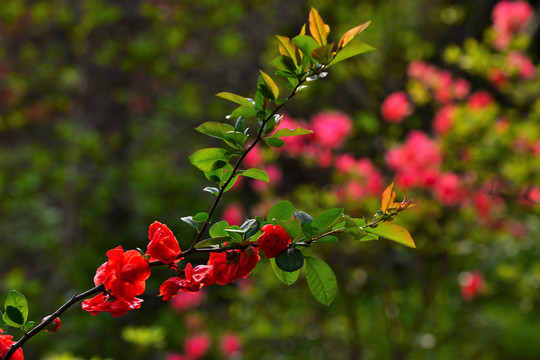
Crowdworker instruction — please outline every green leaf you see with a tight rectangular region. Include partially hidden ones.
[4,305,24,326]
[203,187,219,196]
[195,122,235,140]
[294,210,314,226]
[292,35,320,62]
[276,35,300,66]
[264,136,286,148]
[273,127,313,137]
[304,256,337,306]
[189,148,230,172]
[224,228,244,242]
[216,92,254,107]
[328,40,374,66]
[270,258,300,285]
[209,221,229,238]
[230,104,258,118]
[234,117,246,132]
[240,168,269,183]
[311,43,334,64]
[275,219,302,239]
[311,208,344,235]
[194,236,230,249]
[365,222,416,248]
[242,219,260,238]
[192,212,209,222]
[259,71,280,100]
[222,175,240,192]
[223,131,248,148]
[25,321,36,332]
[343,215,368,240]
[302,222,314,238]
[3,290,28,326]
[267,200,294,221]
[271,55,297,73]
[317,235,338,243]
[275,249,304,272]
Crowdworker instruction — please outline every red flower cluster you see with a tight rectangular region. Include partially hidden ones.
[0,329,23,360]
[147,221,182,264]
[257,224,291,258]
[83,246,150,317]
[492,0,533,50]
[381,91,414,123]
[160,263,214,300]
[208,246,260,285]
[82,293,143,317]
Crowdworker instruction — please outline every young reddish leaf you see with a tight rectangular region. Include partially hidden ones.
[259,71,280,100]
[366,222,416,248]
[381,183,396,213]
[276,35,299,66]
[195,121,235,140]
[311,43,334,64]
[273,127,313,137]
[216,92,254,107]
[309,8,330,46]
[304,256,337,306]
[328,40,375,66]
[338,21,371,50]
[299,24,306,36]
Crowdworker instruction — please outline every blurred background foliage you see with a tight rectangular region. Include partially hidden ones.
[1,0,539,359]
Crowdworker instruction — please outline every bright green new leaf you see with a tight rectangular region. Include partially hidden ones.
[328,40,375,66]
[273,127,313,137]
[216,92,254,107]
[3,290,28,327]
[195,122,235,140]
[292,35,320,62]
[192,212,209,222]
[267,200,295,221]
[230,104,258,118]
[25,321,36,332]
[338,21,371,49]
[189,148,230,172]
[365,221,416,248]
[270,258,300,285]
[264,136,286,148]
[223,131,248,148]
[275,219,302,239]
[222,175,240,192]
[259,71,280,100]
[305,256,337,306]
[309,7,330,46]
[311,208,344,235]
[241,168,269,182]
[209,221,229,238]
[275,249,304,272]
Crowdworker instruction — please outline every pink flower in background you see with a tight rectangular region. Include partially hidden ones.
[276,114,311,156]
[220,333,243,357]
[507,51,536,79]
[492,0,533,50]
[251,165,282,192]
[222,203,244,226]
[433,105,456,134]
[467,91,493,110]
[520,186,540,207]
[166,353,189,360]
[335,153,357,173]
[244,144,263,168]
[170,289,206,311]
[185,333,211,359]
[381,91,413,123]
[453,78,470,99]
[488,67,508,89]
[310,111,352,149]
[334,155,383,202]
[433,173,465,206]
[459,271,485,300]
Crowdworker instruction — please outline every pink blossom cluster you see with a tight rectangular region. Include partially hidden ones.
[334,154,384,202]
[459,271,485,301]
[381,91,414,123]
[276,111,353,167]
[492,0,534,50]
[241,144,283,193]
[167,332,243,360]
[407,61,470,104]
[488,51,536,88]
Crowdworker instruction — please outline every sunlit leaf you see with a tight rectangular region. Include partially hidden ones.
[241,168,269,182]
[264,136,286,148]
[3,290,28,327]
[195,122,235,140]
[192,212,209,222]
[273,127,313,137]
[209,221,229,238]
[270,258,300,285]
[311,208,344,235]
[216,92,254,107]
[365,222,416,248]
[305,256,337,306]
[189,148,230,172]
[276,35,299,66]
[309,7,330,46]
[259,71,280,100]
[328,40,375,66]
[292,35,320,62]
[267,200,294,221]
[230,104,258,118]
[338,21,371,49]
[311,43,334,64]
[381,182,396,213]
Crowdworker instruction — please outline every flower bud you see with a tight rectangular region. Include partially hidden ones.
[42,316,61,333]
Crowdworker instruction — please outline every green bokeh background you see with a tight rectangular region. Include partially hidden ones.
[1,0,539,359]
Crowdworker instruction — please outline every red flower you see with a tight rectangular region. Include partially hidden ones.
[257,224,291,258]
[160,263,214,300]
[82,293,143,317]
[94,246,151,301]
[147,221,182,264]
[381,91,413,123]
[42,316,61,333]
[208,246,260,285]
[0,329,24,360]
[185,333,211,359]
[459,271,485,301]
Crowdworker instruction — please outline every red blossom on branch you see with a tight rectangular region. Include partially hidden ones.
[146,221,182,264]
[0,330,23,360]
[207,246,260,285]
[81,293,143,317]
[42,316,61,333]
[159,263,214,300]
[257,224,291,258]
[94,246,151,301]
